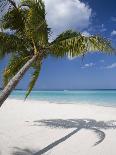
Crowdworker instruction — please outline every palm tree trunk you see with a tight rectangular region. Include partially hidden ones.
[0,55,38,107]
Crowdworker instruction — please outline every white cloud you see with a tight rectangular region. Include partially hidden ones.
[88,24,107,34]
[105,63,116,69]
[81,62,95,68]
[82,31,91,37]
[44,0,92,38]
[111,30,116,36]
[111,17,116,22]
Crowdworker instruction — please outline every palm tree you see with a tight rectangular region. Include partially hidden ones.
[0,0,114,107]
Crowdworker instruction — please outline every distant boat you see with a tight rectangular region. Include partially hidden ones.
[64,90,69,92]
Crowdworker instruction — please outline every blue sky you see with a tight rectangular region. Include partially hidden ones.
[0,0,116,90]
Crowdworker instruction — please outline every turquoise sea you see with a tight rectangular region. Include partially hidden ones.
[9,90,116,107]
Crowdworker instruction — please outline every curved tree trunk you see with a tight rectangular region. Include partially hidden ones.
[0,55,38,107]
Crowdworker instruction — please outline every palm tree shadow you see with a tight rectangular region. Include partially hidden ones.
[12,147,37,155]
[13,119,116,155]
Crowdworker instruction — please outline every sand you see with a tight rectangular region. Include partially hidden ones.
[0,99,116,155]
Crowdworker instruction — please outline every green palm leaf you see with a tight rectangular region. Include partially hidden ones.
[2,7,26,32]
[3,52,30,86]
[0,0,17,13]
[0,32,29,59]
[25,61,42,99]
[21,0,49,47]
[49,30,114,58]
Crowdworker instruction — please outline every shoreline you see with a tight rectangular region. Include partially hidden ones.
[0,99,116,155]
[8,97,116,109]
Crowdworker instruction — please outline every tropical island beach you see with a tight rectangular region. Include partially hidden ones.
[0,90,116,155]
[0,0,116,155]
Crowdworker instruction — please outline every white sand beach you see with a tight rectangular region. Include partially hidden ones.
[0,99,116,155]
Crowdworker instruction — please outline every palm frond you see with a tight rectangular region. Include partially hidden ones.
[1,6,26,32]
[25,61,41,99]
[49,30,114,58]
[0,32,30,59]
[88,35,114,53]
[21,0,49,47]
[1,0,50,55]
[3,52,30,86]
[0,0,17,13]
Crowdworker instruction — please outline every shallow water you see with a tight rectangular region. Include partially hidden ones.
[9,90,116,107]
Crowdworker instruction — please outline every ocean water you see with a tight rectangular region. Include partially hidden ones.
[9,90,116,107]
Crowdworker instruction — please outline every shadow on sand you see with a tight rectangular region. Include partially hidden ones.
[12,148,37,155]
[13,119,116,155]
